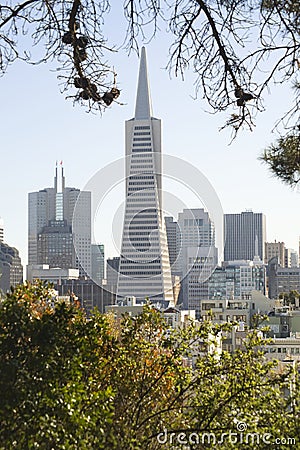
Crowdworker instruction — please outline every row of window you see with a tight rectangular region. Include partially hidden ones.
[267,347,300,354]
[132,148,152,152]
[133,137,151,142]
[127,199,155,202]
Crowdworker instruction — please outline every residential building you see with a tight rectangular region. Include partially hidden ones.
[264,337,300,362]
[208,260,266,300]
[201,290,275,326]
[28,163,91,277]
[224,211,266,262]
[117,47,174,306]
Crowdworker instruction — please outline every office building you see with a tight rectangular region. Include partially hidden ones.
[0,242,23,293]
[177,208,218,316]
[117,47,174,306]
[268,257,300,298]
[28,163,91,276]
[224,211,266,262]
[165,216,181,276]
[55,278,114,315]
[106,256,120,295]
[91,244,105,285]
[265,241,285,266]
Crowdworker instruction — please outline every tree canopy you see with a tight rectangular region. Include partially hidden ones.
[0,282,299,449]
[0,1,299,183]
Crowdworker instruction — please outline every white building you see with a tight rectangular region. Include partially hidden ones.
[27,264,79,283]
[117,47,174,306]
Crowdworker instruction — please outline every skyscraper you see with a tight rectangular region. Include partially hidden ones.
[117,47,174,306]
[177,208,218,315]
[224,211,266,262]
[28,163,91,276]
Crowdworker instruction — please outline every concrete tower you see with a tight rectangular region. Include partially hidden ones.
[117,47,174,306]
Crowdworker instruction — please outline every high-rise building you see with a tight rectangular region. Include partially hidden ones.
[28,163,91,276]
[164,216,181,275]
[265,241,285,266]
[91,244,105,285]
[117,47,174,306]
[0,242,23,293]
[224,211,266,262]
[177,208,218,316]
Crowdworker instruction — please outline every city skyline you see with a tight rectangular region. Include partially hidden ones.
[0,29,299,267]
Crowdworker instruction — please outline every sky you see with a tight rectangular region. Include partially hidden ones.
[0,6,299,270]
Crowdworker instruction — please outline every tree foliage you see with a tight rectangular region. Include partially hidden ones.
[0,282,299,449]
[0,0,299,183]
[279,289,300,305]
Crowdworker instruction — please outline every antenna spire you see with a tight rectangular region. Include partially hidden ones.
[134,47,153,119]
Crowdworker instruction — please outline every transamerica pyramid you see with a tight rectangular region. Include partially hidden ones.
[117,47,174,306]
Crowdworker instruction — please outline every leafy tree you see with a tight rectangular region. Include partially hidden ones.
[0,1,299,183]
[0,281,115,449]
[279,289,300,305]
[0,281,299,449]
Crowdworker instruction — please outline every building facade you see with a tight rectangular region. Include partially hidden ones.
[224,211,266,262]
[268,257,300,298]
[265,241,285,266]
[0,242,23,293]
[177,208,218,316]
[91,244,105,285]
[165,216,181,275]
[285,248,299,268]
[208,260,266,300]
[117,47,174,306]
[28,164,91,276]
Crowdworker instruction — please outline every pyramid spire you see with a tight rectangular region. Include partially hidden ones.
[134,47,153,119]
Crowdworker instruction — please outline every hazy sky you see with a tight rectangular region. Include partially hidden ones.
[0,7,299,268]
